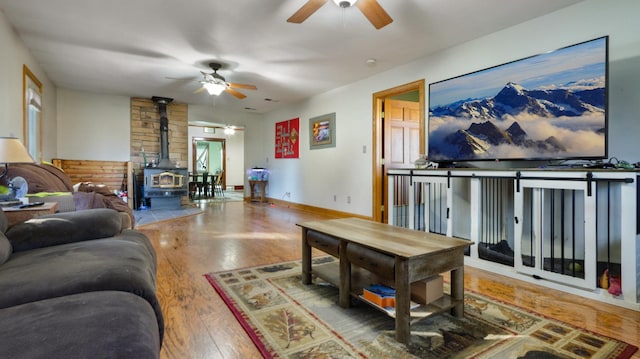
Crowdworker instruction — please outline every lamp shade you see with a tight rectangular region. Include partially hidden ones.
[0,137,35,163]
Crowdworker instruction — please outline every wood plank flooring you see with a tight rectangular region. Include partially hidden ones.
[136,200,639,359]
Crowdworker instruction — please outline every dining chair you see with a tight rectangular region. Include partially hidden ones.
[188,172,198,199]
[188,181,197,200]
[195,172,209,198]
[214,171,224,197]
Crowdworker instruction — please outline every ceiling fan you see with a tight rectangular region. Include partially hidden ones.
[287,0,393,29]
[194,62,257,99]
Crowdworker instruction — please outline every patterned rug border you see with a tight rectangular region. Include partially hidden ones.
[205,258,638,359]
[205,274,276,358]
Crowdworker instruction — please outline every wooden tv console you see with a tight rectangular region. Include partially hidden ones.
[297,217,472,344]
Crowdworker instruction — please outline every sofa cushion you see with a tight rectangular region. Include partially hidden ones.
[0,233,10,265]
[0,208,7,233]
[119,229,158,273]
[5,208,124,252]
[0,234,163,341]
[0,212,10,265]
[0,291,160,359]
[73,191,135,229]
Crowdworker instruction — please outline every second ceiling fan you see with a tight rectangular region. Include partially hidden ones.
[195,62,257,99]
[288,0,393,29]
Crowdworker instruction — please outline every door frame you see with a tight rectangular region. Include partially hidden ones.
[371,79,425,222]
[192,137,226,188]
[23,65,43,162]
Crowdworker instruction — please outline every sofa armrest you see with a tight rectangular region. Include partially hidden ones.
[119,211,133,229]
[5,208,125,252]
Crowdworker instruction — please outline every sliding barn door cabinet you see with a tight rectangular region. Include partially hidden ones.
[387,168,639,310]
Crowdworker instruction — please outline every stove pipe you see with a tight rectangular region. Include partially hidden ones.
[152,96,174,168]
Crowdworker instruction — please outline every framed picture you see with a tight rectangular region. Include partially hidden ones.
[309,112,336,150]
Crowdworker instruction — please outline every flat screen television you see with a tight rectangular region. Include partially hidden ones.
[428,36,608,164]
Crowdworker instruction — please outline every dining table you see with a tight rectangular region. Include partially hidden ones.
[189,172,218,199]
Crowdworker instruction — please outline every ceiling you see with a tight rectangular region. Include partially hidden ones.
[0,0,583,115]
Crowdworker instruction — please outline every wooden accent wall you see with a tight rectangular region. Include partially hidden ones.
[130,98,188,171]
[52,159,132,193]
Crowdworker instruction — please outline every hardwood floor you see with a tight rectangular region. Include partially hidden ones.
[137,200,640,359]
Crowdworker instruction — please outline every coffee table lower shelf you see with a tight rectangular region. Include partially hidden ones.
[357,295,457,321]
[310,260,461,321]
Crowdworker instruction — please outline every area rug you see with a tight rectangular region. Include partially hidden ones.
[133,205,203,226]
[205,257,637,359]
[191,190,245,202]
[210,190,244,202]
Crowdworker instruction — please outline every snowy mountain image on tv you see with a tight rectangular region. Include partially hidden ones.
[428,37,607,162]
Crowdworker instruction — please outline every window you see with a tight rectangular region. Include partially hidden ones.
[23,65,42,162]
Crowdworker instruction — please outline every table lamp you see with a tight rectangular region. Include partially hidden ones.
[0,137,35,200]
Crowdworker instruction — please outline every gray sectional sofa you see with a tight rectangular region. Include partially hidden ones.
[0,208,162,358]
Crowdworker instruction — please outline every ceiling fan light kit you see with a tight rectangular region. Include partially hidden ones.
[202,82,226,96]
[195,62,257,99]
[333,0,357,8]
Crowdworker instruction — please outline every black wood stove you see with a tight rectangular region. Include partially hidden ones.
[142,97,188,210]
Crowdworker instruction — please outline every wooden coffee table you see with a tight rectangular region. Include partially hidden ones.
[298,217,472,344]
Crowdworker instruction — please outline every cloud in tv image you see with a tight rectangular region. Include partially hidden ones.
[428,37,607,162]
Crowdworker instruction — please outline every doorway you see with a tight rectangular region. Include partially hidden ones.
[372,80,425,223]
[192,137,226,189]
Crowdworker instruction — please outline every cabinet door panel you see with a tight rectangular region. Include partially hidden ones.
[514,179,596,289]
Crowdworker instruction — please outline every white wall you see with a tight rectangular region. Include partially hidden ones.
[53,92,260,165]
[188,103,261,127]
[250,0,640,217]
[252,85,375,214]
[56,89,130,160]
[0,10,57,160]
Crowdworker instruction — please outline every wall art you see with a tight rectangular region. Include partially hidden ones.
[275,117,300,158]
[309,112,336,150]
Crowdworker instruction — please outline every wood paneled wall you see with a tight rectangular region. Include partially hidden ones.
[52,159,132,194]
[130,98,188,171]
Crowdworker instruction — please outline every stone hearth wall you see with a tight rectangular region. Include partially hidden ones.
[130,97,188,171]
